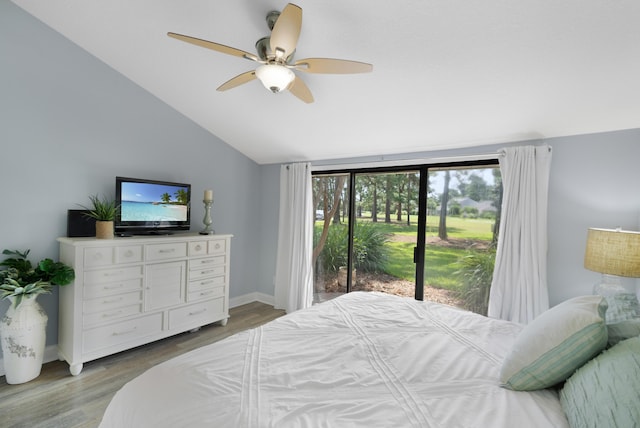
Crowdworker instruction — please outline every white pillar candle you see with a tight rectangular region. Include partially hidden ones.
[204,189,213,201]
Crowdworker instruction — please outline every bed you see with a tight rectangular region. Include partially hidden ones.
[99,291,639,427]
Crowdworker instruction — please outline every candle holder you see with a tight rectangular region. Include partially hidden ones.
[199,199,215,235]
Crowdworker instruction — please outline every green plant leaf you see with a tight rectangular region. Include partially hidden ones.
[78,194,119,221]
[1,249,74,303]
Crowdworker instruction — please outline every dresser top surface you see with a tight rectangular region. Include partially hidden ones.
[58,233,233,246]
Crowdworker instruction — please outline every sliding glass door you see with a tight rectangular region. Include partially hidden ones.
[312,174,350,303]
[312,161,502,314]
[424,166,501,314]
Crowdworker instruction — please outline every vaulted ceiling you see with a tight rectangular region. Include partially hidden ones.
[12,1,640,164]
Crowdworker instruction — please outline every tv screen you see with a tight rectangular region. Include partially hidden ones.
[115,176,191,235]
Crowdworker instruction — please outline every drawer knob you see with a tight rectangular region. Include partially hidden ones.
[195,244,202,251]
[214,244,221,249]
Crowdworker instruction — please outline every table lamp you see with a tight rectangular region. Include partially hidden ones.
[584,227,640,322]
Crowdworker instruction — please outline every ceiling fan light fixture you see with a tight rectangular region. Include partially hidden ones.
[255,64,295,93]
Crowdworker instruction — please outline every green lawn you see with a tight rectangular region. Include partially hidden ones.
[386,241,465,289]
[352,214,494,241]
[316,215,495,293]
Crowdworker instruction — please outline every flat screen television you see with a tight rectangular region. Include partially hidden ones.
[115,176,191,235]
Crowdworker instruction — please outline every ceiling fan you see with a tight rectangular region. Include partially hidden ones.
[168,3,372,103]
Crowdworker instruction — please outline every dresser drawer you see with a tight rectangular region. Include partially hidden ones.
[84,247,114,268]
[146,242,187,261]
[192,255,225,267]
[189,257,219,269]
[169,298,224,330]
[83,303,142,327]
[84,265,143,285]
[83,291,142,314]
[208,239,226,254]
[83,278,142,299]
[188,274,225,291]
[82,312,162,354]
[115,245,143,264]
[188,241,207,257]
[188,265,225,281]
[187,285,225,302]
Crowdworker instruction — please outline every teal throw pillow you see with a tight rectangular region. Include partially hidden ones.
[560,337,640,428]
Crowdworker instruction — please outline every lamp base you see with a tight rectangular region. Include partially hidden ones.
[593,274,627,296]
[593,274,640,323]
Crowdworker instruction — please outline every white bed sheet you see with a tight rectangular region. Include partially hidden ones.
[100,292,569,427]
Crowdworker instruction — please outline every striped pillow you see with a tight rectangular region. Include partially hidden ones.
[499,295,608,391]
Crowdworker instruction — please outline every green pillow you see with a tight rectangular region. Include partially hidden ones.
[560,337,640,428]
[607,318,640,346]
[594,283,640,324]
[500,295,608,391]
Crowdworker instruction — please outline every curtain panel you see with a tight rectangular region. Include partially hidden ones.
[488,145,552,324]
[274,162,314,313]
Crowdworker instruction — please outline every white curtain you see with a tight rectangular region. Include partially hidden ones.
[488,145,552,324]
[274,162,314,313]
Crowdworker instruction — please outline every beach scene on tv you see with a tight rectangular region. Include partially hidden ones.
[120,182,189,221]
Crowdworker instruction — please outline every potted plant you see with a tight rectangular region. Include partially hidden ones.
[80,194,118,239]
[0,249,75,384]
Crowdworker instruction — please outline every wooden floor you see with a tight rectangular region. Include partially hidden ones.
[0,302,285,428]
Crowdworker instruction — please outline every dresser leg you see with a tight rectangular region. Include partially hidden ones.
[70,363,83,376]
[220,317,228,326]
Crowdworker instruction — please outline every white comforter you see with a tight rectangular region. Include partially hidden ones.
[100,292,569,427]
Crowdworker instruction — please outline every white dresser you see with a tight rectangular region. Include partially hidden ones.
[57,233,232,375]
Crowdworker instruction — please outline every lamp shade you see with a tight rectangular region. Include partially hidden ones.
[255,64,295,93]
[584,228,640,277]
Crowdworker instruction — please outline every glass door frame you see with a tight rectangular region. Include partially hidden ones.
[313,158,499,300]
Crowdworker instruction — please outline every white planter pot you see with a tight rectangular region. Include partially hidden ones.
[0,295,48,384]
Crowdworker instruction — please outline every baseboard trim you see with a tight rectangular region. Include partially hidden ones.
[230,292,275,308]
[1,293,275,378]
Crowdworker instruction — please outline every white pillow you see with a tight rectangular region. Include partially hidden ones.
[500,295,608,391]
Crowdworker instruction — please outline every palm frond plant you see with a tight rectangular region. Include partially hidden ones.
[80,194,118,221]
[0,249,75,307]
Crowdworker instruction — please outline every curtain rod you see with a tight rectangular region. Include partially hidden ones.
[310,152,501,172]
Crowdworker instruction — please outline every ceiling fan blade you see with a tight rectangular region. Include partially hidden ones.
[294,58,373,74]
[168,32,260,62]
[270,3,302,59]
[216,71,257,91]
[288,76,314,103]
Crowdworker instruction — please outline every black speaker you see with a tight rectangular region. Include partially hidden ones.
[67,210,96,237]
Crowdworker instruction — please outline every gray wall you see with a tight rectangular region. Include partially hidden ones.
[547,132,640,303]
[0,2,265,357]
